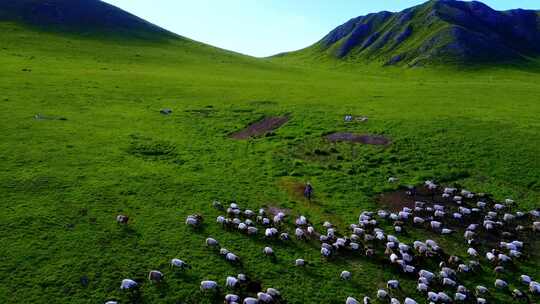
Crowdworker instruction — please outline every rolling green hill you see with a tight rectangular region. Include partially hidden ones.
[0,1,540,304]
[276,0,540,66]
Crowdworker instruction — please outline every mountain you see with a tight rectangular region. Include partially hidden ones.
[277,0,540,66]
[0,0,178,40]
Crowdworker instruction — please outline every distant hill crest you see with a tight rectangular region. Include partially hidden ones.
[0,0,177,39]
[283,0,540,66]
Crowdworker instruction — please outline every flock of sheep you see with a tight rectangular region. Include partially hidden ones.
[109,180,539,303]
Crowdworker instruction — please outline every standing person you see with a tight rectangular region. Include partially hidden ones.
[304,182,313,200]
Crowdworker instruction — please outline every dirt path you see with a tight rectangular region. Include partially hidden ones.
[230,116,289,139]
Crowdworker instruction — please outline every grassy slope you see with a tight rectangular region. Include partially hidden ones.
[0,21,539,303]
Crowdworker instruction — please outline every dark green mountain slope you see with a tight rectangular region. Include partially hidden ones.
[0,0,178,40]
[277,0,540,66]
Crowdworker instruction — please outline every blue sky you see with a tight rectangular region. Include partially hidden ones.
[105,0,540,57]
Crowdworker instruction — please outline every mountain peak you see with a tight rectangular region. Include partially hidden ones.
[0,0,177,40]
[283,0,540,66]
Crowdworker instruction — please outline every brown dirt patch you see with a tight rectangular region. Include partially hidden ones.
[325,133,390,146]
[377,186,442,211]
[230,116,289,139]
[277,178,306,200]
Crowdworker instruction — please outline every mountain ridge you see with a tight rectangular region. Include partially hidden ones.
[0,0,179,40]
[278,0,540,66]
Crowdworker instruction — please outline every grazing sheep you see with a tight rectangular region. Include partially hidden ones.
[346,297,359,304]
[404,298,417,304]
[442,278,456,287]
[323,221,333,228]
[247,226,258,235]
[521,275,532,285]
[321,247,332,257]
[266,287,281,298]
[148,270,164,283]
[467,248,478,257]
[427,291,438,301]
[225,276,238,289]
[116,215,129,224]
[280,232,290,241]
[120,279,137,290]
[512,289,526,299]
[377,289,388,299]
[430,221,441,230]
[295,259,305,266]
[495,279,508,289]
[437,292,450,302]
[476,285,488,295]
[263,247,274,256]
[295,228,305,239]
[296,216,308,226]
[170,258,191,269]
[200,280,218,291]
[340,271,351,280]
[390,298,400,304]
[225,294,240,303]
[206,238,219,247]
[417,283,428,292]
[257,292,273,303]
[105,301,118,304]
[186,215,202,227]
[454,293,466,301]
[226,252,239,263]
[530,281,540,294]
[363,296,371,304]
[387,279,400,289]
[243,297,258,304]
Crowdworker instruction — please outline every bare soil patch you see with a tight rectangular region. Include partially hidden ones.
[278,178,306,200]
[230,116,289,139]
[377,185,443,211]
[325,133,390,146]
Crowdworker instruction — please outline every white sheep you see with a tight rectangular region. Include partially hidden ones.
[225,276,238,288]
[263,247,274,256]
[530,281,540,294]
[120,279,137,290]
[200,280,218,291]
[404,298,417,304]
[390,298,400,304]
[376,289,388,299]
[417,283,428,292]
[244,227,256,235]
[454,293,466,301]
[321,247,331,257]
[427,292,438,302]
[443,278,456,287]
[467,248,478,257]
[148,270,164,283]
[243,297,258,304]
[494,279,508,289]
[225,252,239,263]
[257,292,273,303]
[206,238,219,247]
[225,294,240,303]
[295,228,305,239]
[387,279,400,289]
[266,287,280,298]
[430,221,441,230]
[340,271,351,280]
[346,297,359,304]
[170,258,191,269]
[521,275,532,284]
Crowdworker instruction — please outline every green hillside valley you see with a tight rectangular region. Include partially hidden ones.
[1,0,540,303]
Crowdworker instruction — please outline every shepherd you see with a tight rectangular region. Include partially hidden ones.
[304,182,313,200]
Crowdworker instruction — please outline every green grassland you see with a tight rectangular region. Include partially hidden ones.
[1,21,540,303]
